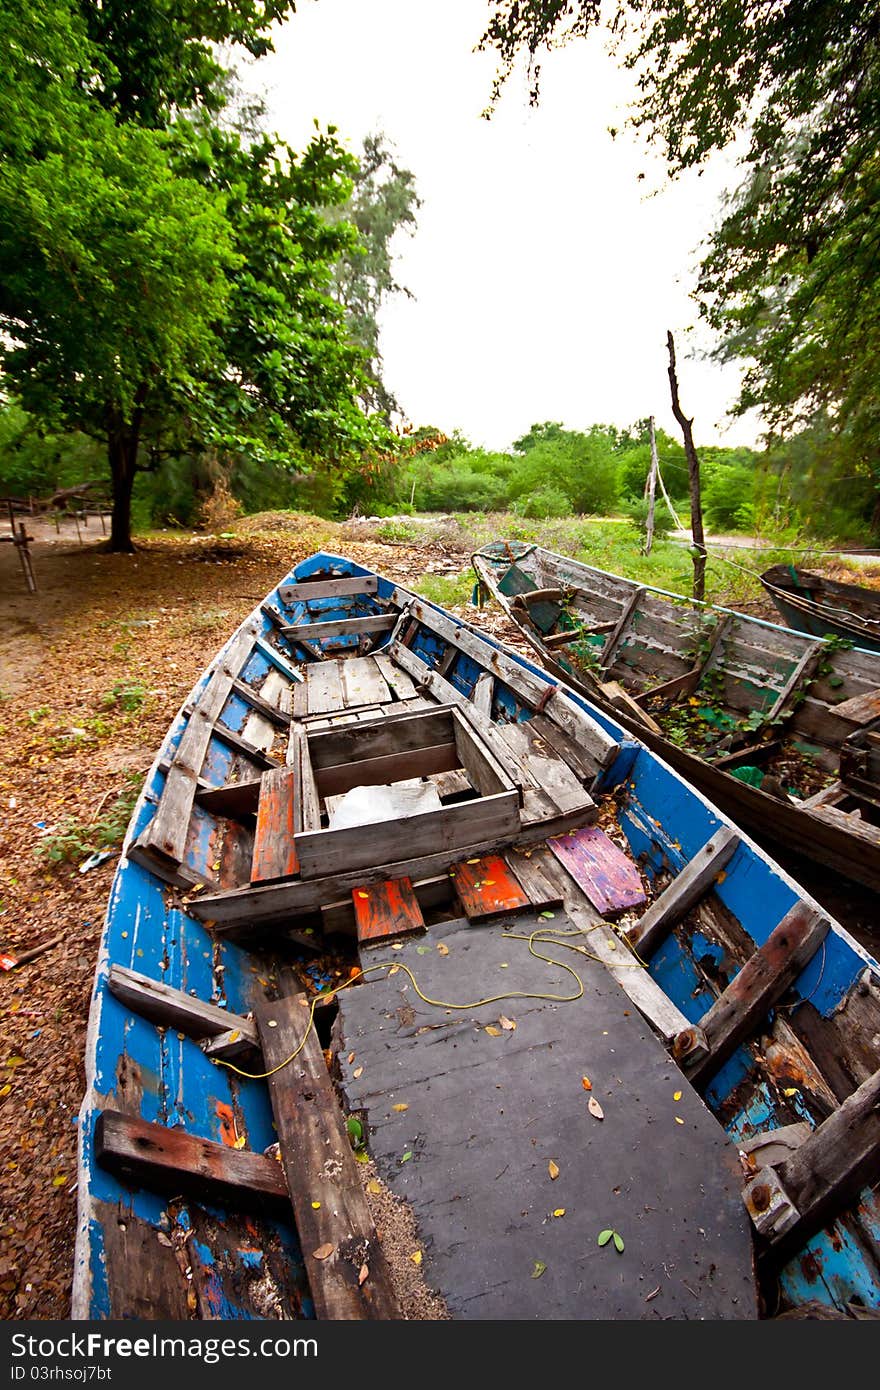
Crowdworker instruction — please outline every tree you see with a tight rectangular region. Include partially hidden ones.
[331,133,421,419]
[0,2,384,550]
[479,2,880,530]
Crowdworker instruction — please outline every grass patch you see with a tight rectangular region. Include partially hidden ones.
[36,772,145,866]
[412,571,477,609]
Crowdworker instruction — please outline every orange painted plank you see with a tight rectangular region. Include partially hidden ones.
[352,877,425,945]
[251,765,299,883]
[450,854,531,920]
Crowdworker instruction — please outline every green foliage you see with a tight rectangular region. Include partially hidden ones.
[518,484,572,519]
[508,426,619,515]
[627,495,676,541]
[0,1,389,548]
[100,681,147,713]
[703,465,756,532]
[36,772,144,866]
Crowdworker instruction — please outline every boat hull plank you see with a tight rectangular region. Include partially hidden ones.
[352,877,426,946]
[255,990,401,1319]
[252,765,299,883]
[336,912,757,1319]
[547,826,647,916]
[449,854,532,920]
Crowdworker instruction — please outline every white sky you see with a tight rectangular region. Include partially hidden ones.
[243,0,761,452]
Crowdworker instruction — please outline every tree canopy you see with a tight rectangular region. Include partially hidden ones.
[480,1,880,530]
[0,1,388,549]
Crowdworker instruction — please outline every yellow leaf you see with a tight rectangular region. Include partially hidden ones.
[367,1179,382,1195]
[233,1135,246,1150]
[783,1087,799,1097]
[581,1076,592,1092]
[553,1208,566,1218]
[483,879,495,886]
[485,1025,502,1037]
[388,964,400,977]
[312,1244,334,1261]
[673,1090,682,1101]
[391,942,404,951]
[715,871,727,884]
[311,1201,321,1209]
[356,891,369,899]
[466,858,480,864]
[228,1030,240,1043]
[348,1053,355,1064]
[353,1066,364,1078]
[0,1084,10,1098]
[392,1103,409,1112]
[437,943,449,956]
[410,1251,422,1266]
[499,1015,516,1031]
[548,1160,560,1180]
[52,1175,67,1187]
[674,1116,685,1125]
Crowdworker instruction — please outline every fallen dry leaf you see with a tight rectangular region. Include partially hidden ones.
[437,943,449,956]
[548,1160,560,1180]
[499,1015,516,1031]
[392,1103,409,1112]
[353,1066,363,1078]
[552,1208,565,1218]
[673,1089,682,1101]
[410,1250,422,1266]
[485,1025,502,1037]
[367,1179,382,1195]
[581,1075,592,1092]
[312,1244,334,1261]
[358,1263,369,1286]
[588,1097,604,1121]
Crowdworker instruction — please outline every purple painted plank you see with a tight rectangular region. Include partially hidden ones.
[547,826,646,916]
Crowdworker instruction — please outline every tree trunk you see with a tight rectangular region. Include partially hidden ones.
[643,415,658,555]
[666,331,706,602]
[106,391,146,553]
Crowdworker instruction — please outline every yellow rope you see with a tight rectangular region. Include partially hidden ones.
[213,924,639,1082]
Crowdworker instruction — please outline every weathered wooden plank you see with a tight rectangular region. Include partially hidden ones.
[831,685,880,725]
[372,651,418,701]
[255,992,401,1319]
[599,586,644,670]
[765,640,827,723]
[294,790,520,879]
[228,677,291,727]
[547,826,646,916]
[504,844,565,907]
[95,1111,289,1210]
[194,778,261,819]
[496,719,596,815]
[315,742,460,798]
[287,724,321,834]
[743,1068,880,1246]
[137,624,257,864]
[210,720,280,769]
[452,708,516,796]
[339,655,392,709]
[352,877,426,945]
[280,575,379,603]
[598,680,663,734]
[305,705,454,768]
[673,904,830,1085]
[251,765,299,883]
[472,672,494,716]
[450,853,531,919]
[281,614,396,642]
[304,660,345,715]
[625,827,741,958]
[106,965,259,1050]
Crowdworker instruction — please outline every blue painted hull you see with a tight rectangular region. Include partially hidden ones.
[75,552,880,1319]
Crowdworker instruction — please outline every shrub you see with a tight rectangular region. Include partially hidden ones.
[519,485,572,519]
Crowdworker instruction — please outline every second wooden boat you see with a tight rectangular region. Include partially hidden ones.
[761,563,880,654]
[473,541,880,892]
[73,552,880,1322]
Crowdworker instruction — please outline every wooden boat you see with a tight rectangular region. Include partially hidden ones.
[761,563,880,654]
[472,542,880,894]
[74,551,880,1322]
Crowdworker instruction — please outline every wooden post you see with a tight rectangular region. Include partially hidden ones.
[643,416,659,555]
[666,331,707,602]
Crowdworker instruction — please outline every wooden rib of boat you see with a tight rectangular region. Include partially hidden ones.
[761,563,880,654]
[472,541,880,894]
[74,550,880,1322]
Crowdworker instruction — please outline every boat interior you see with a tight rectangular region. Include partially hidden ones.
[74,552,880,1321]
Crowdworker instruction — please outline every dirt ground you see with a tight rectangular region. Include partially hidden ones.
[0,517,504,1319]
[0,516,877,1320]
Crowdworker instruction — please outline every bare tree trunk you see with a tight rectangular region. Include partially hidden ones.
[666,331,706,602]
[643,415,658,555]
[106,388,147,553]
